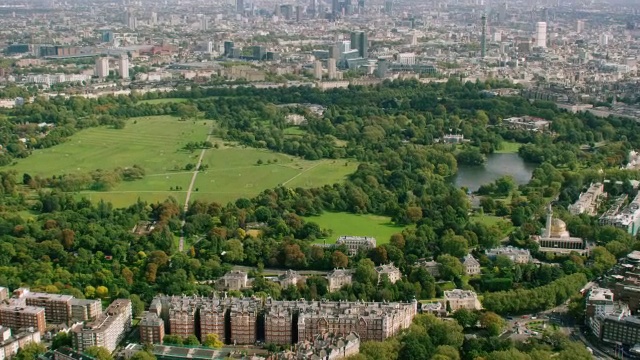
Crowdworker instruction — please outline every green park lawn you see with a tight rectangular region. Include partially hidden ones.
[190,151,357,205]
[138,98,190,104]
[495,141,522,154]
[470,214,514,237]
[305,212,406,245]
[3,115,358,207]
[283,127,307,136]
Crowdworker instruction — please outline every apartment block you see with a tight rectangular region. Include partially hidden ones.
[70,299,102,323]
[0,305,46,334]
[14,289,73,324]
[229,300,258,345]
[71,299,132,352]
[0,288,7,302]
[139,312,165,344]
[199,303,225,343]
[264,306,293,345]
[149,296,417,346]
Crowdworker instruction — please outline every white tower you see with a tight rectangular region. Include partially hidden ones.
[535,22,547,48]
[328,58,337,79]
[119,56,129,79]
[313,60,322,80]
[95,57,109,78]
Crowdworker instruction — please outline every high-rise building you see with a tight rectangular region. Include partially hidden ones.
[95,57,109,78]
[119,56,129,79]
[296,5,302,22]
[350,31,368,58]
[71,299,132,352]
[280,5,293,20]
[236,0,244,14]
[376,59,388,78]
[139,312,165,344]
[328,58,337,79]
[576,19,585,33]
[384,0,392,14]
[200,16,209,31]
[332,0,340,15]
[0,305,46,334]
[223,41,234,57]
[313,61,323,80]
[252,45,265,60]
[600,34,610,46]
[535,21,547,48]
[17,289,73,324]
[207,41,214,54]
[481,14,487,58]
[309,0,316,17]
[357,0,364,13]
[150,11,157,25]
[70,299,102,323]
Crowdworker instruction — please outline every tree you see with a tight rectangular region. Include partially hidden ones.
[452,308,478,328]
[163,335,183,345]
[14,342,46,360]
[52,332,72,350]
[184,334,200,346]
[96,285,109,299]
[441,235,468,258]
[480,311,505,336]
[85,346,114,360]
[437,254,464,280]
[130,351,157,360]
[130,294,145,318]
[354,258,378,284]
[331,251,349,268]
[203,333,223,348]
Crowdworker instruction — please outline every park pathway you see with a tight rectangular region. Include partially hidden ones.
[179,130,214,252]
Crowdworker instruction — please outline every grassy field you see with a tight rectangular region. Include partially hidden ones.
[283,127,307,136]
[4,116,359,207]
[138,98,190,104]
[305,212,405,245]
[495,141,522,154]
[190,150,357,205]
[4,116,209,177]
[470,214,514,237]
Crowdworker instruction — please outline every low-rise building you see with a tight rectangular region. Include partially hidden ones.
[568,182,604,215]
[327,269,353,292]
[375,263,402,284]
[416,259,439,278]
[0,326,41,360]
[485,246,531,264]
[462,254,481,276]
[278,270,304,288]
[280,332,360,360]
[444,289,482,311]
[502,116,550,131]
[218,271,249,291]
[335,236,377,256]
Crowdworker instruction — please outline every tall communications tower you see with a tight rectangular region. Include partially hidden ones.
[481,14,487,58]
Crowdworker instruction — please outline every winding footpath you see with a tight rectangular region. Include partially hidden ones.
[179,130,213,252]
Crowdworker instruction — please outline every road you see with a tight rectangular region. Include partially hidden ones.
[179,129,214,252]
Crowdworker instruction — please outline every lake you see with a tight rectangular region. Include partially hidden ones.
[454,153,536,192]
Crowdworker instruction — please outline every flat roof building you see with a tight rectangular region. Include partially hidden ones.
[0,305,46,334]
[71,299,132,352]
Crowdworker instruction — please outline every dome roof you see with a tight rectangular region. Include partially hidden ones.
[550,218,569,238]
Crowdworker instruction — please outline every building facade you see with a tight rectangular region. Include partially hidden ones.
[327,269,353,292]
[139,312,165,344]
[0,305,46,334]
[71,299,132,352]
[485,246,531,264]
[444,290,482,311]
[335,236,376,256]
[462,255,481,276]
